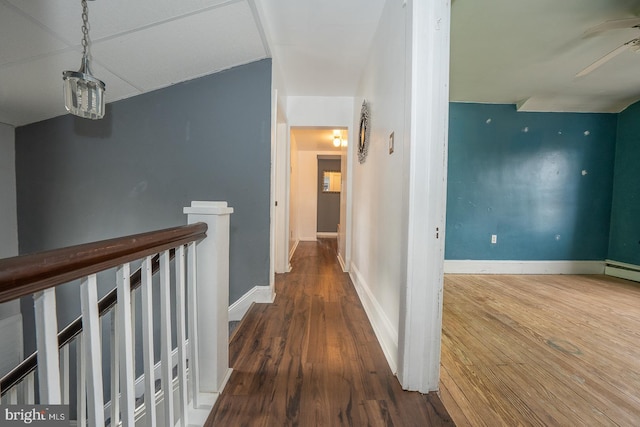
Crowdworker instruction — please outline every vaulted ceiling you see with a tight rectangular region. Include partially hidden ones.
[1,0,640,127]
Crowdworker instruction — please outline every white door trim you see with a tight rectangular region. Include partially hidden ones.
[397,0,451,393]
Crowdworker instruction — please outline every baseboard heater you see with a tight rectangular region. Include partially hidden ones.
[605,260,640,283]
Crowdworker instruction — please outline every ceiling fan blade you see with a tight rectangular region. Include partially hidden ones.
[576,43,631,77]
[583,17,640,36]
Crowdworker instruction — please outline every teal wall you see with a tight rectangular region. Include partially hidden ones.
[608,100,640,265]
[446,103,617,260]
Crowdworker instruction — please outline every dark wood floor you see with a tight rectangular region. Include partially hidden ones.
[205,239,454,426]
[440,274,640,426]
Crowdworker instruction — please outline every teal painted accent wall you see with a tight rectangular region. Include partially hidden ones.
[608,100,640,265]
[446,103,617,260]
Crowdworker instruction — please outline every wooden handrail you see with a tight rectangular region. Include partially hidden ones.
[0,222,207,304]
[0,252,169,395]
[0,222,207,396]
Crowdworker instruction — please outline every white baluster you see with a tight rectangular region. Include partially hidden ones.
[131,286,137,377]
[160,250,174,426]
[76,334,87,427]
[80,274,104,426]
[141,256,157,427]
[34,288,61,404]
[117,263,135,426]
[8,387,17,404]
[110,312,120,426]
[60,345,70,404]
[175,245,188,426]
[24,372,35,404]
[187,241,200,409]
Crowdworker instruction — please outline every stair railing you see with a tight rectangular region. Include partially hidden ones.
[0,201,233,427]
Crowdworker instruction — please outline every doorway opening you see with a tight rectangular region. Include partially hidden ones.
[280,127,348,271]
[317,155,341,238]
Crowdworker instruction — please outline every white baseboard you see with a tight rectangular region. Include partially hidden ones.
[316,232,338,238]
[186,391,222,426]
[349,263,398,374]
[444,260,605,275]
[289,240,299,263]
[605,260,640,283]
[337,253,347,272]
[228,286,275,322]
[186,369,232,426]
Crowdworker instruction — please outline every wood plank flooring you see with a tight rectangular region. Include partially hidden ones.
[440,274,640,426]
[205,239,454,426]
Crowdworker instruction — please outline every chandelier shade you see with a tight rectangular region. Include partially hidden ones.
[63,0,106,120]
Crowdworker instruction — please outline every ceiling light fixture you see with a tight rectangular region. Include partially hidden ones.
[63,0,105,120]
[333,135,342,147]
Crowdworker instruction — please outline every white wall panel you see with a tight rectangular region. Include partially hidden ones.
[350,0,409,369]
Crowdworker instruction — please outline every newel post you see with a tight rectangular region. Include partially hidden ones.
[183,201,234,394]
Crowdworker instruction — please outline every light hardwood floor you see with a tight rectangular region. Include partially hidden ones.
[440,274,640,426]
[206,240,454,426]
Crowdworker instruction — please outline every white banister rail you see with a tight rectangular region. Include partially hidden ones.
[140,255,157,427]
[159,249,174,427]
[33,288,61,404]
[116,262,135,426]
[186,242,200,410]
[175,245,189,427]
[0,201,233,426]
[80,273,105,426]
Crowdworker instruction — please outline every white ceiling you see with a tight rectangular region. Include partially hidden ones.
[451,0,640,113]
[0,0,385,127]
[2,0,640,127]
[257,0,385,96]
[292,127,347,152]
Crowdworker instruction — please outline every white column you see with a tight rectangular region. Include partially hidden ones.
[183,201,233,394]
[398,0,450,393]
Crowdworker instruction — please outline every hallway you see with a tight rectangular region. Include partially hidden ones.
[205,239,454,426]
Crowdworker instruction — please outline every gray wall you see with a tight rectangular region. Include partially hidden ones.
[16,59,272,354]
[317,158,341,233]
[0,122,21,378]
[0,122,18,260]
[0,122,20,320]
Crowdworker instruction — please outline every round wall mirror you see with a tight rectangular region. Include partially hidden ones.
[358,100,370,164]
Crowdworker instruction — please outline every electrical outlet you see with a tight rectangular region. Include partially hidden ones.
[491,234,497,244]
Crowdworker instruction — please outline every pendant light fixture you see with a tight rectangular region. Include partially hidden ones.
[63,0,105,119]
